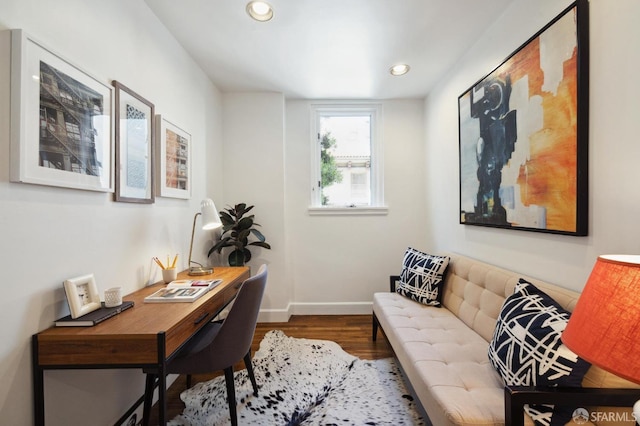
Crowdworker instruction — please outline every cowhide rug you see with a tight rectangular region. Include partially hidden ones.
[169,330,426,425]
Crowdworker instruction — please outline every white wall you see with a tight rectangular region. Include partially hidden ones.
[284,99,428,314]
[220,97,427,320]
[221,92,290,321]
[0,1,223,425]
[424,0,640,291]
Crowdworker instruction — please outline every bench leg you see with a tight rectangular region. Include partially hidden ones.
[372,312,379,341]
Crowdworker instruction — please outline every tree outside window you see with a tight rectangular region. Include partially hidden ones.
[320,132,342,205]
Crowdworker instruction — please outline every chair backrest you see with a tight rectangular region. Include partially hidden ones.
[211,264,268,362]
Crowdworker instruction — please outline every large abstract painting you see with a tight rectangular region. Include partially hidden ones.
[458,0,589,236]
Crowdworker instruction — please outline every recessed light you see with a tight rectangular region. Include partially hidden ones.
[246,1,273,22]
[390,64,410,76]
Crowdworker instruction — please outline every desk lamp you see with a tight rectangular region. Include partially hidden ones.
[187,198,222,276]
[561,255,640,418]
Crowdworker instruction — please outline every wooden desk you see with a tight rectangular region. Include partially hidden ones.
[32,267,250,426]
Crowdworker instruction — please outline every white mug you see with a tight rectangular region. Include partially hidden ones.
[104,287,123,308]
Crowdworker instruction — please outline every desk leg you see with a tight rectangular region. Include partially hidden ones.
[158,371,166,425]
[157,332,167,426]
[142,374,155,426]
[32,335,44,426]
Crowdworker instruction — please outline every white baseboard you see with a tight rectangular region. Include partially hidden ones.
[292,301,373,315]
[257,302,373,323]
[257,308,291,323]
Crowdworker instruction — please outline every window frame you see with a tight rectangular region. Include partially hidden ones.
[309,102,386,216]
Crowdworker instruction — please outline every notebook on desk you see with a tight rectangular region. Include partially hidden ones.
[54,301,134,327]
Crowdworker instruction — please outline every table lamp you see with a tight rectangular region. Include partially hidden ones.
[561,255,640,418]
[187,198,222,275]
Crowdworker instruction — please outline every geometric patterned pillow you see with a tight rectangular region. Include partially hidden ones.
[396,248,449,306]
[488,279,591,426]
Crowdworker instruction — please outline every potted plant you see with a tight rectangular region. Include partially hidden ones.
[208,203,271,266]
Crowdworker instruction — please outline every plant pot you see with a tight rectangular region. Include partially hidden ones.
[228,249,250,267]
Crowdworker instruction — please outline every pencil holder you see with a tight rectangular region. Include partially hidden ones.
[162,268,177,283]
[104,287,122,308]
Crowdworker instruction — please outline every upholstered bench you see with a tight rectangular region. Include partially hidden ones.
[372,251,639,426]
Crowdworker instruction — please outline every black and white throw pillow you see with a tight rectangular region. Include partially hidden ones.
[396,248,449,306]
[488,279,591,426]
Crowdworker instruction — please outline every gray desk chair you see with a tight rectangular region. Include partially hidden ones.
[143,264,267,426]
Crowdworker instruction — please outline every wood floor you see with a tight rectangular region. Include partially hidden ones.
[147,314,393,424]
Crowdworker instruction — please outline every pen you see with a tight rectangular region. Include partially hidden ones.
[171,254,178,269]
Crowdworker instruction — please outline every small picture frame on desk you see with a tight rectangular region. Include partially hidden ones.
[64,274,101,319]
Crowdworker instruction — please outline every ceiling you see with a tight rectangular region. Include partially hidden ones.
[144,0,514,99]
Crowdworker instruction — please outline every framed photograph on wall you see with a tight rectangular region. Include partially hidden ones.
[113,81,155,203]
[156,116,191,199]
[63,274,101,319]
[458,0,589,236]
[10,29,113,192]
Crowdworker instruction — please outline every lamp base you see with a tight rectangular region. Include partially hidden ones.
[188,266,213,276]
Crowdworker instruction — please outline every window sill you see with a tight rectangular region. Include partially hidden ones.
[307,206,389,216]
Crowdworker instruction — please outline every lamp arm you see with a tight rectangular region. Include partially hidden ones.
[187,212,201,267]
[505,385,640,426]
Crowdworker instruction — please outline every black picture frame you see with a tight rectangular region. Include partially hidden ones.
[458,0,589,236]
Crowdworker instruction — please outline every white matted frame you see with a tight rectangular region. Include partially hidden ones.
[10,29,113,192]
[113,80,155,203]
[63,274,101,319]
[156,115,191,199]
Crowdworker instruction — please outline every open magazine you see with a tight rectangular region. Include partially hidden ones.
[144,279,222,303]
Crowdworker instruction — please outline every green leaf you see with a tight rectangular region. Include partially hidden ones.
[235,203,252,218]
[250,228,266,242]
[237,229,251,241]
[249,241,271,249]
[208,237,233,256]
[219,210,234,224]
[243,204,254,215]
[238,216,254,230]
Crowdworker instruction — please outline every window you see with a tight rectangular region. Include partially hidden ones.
[310,103,385,215]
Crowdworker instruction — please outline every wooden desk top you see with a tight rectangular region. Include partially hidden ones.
[34,267,250,366]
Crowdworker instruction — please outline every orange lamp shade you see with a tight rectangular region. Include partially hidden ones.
[562,255,640,385]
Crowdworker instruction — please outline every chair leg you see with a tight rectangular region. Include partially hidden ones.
[223,366,238,426]
[142,373,156,426]
[186,374,192,389]
[244,351,259,396]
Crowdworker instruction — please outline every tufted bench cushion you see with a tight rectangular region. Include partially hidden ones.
[373,291,505,425]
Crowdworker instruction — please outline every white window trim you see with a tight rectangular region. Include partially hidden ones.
[308,206,388,216]
[308,102,386,214]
